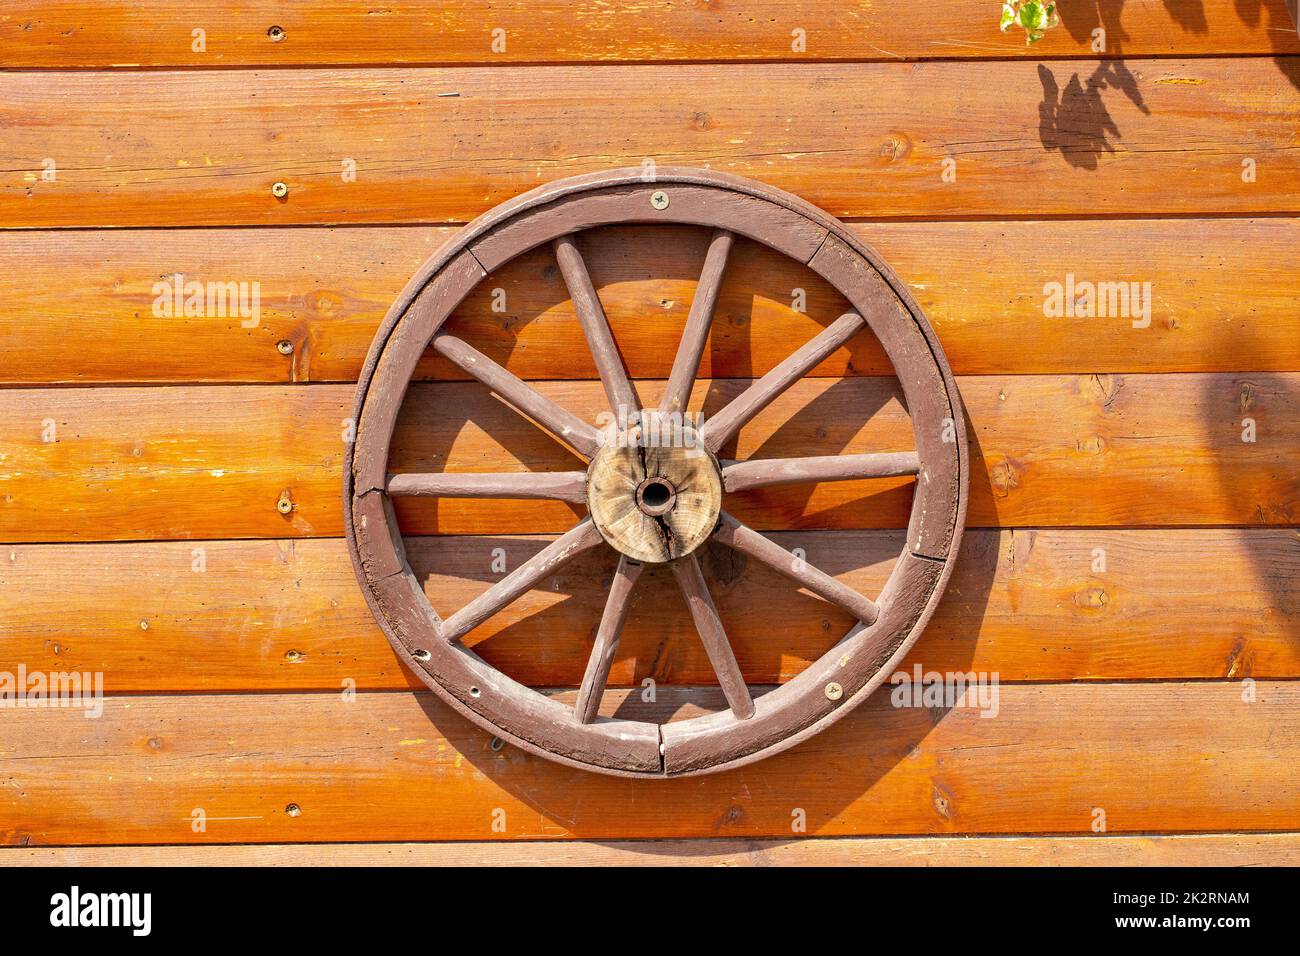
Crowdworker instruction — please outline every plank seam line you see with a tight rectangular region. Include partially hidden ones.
[5,368,1300,394]
[1,523,1295,548]
[3,522,1297,548]
[50,679,1300,705]
[7,828,1300,852]
[1,51,1297,74]
[4,829,1297,852]
[6,211,1300,233]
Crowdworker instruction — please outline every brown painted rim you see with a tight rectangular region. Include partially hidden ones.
[343,166,968,778]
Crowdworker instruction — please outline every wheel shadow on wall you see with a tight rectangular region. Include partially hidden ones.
[389,230,1000,834]
[405,419,998,840]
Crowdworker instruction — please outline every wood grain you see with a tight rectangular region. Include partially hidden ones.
[4,1,1296,854]
[4,59,1299,227]
[6,833,1298,866]
[2,373,1295,542]
[4,220,1297,386]
[4,0,1297,66]
[1,529,1294,691]
[0,682,1294,844]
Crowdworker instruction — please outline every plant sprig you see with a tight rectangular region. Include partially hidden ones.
[1000,1,1061,45]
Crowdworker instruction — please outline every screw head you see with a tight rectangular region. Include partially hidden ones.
[275,339,294,355]
[285,803,301,817]
[267,25,286,42]
[649,190,670,210]
[276,493,293,515]
[824,682,844,701]
[271,181,289,199]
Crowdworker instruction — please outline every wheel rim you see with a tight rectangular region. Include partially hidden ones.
[344,166,969,777]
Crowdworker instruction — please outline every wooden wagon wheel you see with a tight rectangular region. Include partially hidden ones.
[345,167,968,777]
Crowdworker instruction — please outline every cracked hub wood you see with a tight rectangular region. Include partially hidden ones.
[586,426,722,564]
[344,166,968,778]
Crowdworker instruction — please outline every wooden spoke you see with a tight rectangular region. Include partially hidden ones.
[386,470,587,503]
[722,451,920,493]
[432,331,601,458]
[713,512,880,625]
[440,518,606,643]
[660,229,735,415]
[553,235,640,416]
[574,556,643,724]
[671,554,755,720]
[700,311,867,453]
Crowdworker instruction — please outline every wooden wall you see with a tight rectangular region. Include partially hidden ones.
[2,1,1298,865]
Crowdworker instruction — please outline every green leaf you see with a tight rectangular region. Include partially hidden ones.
[1000,3,1016,31]
[1019,1,1046,31]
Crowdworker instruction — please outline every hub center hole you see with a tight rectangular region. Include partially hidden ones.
[641,480,671,508]
[635,476,677,517]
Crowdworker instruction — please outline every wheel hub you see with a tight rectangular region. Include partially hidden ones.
[586,425,722,564]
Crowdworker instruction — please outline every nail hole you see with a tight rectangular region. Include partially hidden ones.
[285,803,301,817]
[412,648,431,662]
[276,339,294,355]
[489,736,505,752]
[285,649,302,662]
[469,686,481,698]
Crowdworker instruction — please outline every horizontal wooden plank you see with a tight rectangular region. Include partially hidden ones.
[1,373,1296,542]
[3,529,1295,691]
[0,683,1294,843]
[6,833,1297,866]
[6,219,1300,385]
[4,59,1300,227]
[4,0,1298,67]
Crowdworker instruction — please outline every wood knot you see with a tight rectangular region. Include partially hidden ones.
[990,458,1022,497]
[1238,381,1257,414]
[718,803,744,827]
[312,290,342,317]
[879,134,912,162]
[1081,373,1122,408]
[1073,586,1109,610]
[1225,636,1254,679]
[1075,434,1108,456]
[690,111,714,131]
[931,782,955,821]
